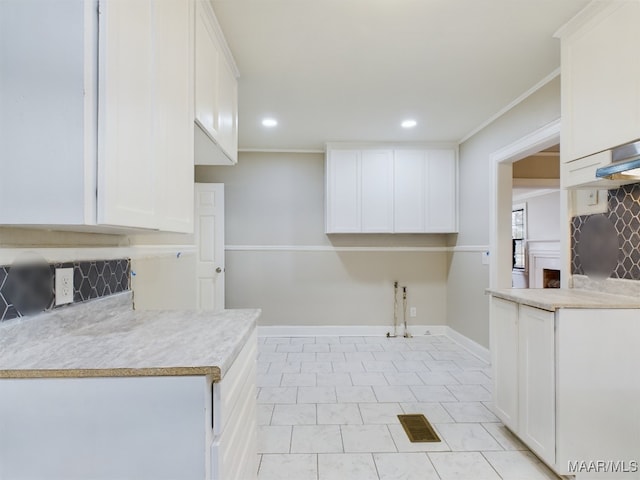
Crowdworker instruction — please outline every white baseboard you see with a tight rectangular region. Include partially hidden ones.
[445,326,491,364]
[257,325,447,338]
[258,324,490,364]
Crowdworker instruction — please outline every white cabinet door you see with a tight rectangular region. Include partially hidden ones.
[426,149,457,232]
[561,1,640,162]
[326,150,361,233]
[361,150,393,233]
[97,0,157,230]
[490,297,519,431]
[394,150,425,232]
[518,305,556,466]
[154,0,194,233]
[216,59,239,163]
[0,0,95,225]
[195,1,220,141]
[194,0,238,165]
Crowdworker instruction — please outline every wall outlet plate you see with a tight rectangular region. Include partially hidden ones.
[409,307,417,317]
[55,268,74,306]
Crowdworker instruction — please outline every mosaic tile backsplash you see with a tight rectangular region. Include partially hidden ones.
[0,259,130,322]
[571,183,640,280]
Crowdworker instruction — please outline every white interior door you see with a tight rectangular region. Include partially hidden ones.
[195,183,225,311]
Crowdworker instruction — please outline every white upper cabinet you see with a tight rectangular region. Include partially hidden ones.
[325,145,458,234]
[558,1,640,163]
[326,150,361,233]
[361,150,394,233]
[0,0,195,233]
[394,150,426,232]
[194,0,239,165]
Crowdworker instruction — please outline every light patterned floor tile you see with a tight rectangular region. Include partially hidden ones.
[281,373,317,387]
[301,361,333,373]
[441,401,499,423]
[317,372,353,387]
[351,372,388,386]
[482,422,527,450]
[428,452,501,480]
[258,454,317,480]
[257,425,292,453]
[271,404,317,425]
[344,352,375,362]
[363,360,398,373]
[400,402,456,423]
[291,425,343,453]
[387,424,450,452]
[290,337,316,345]
[330,344,358,353]
[317,403,363,425]
[288,352,317,362]
[417,371,460,385]
[393,360,429,373]
[332,361,365,373]
[482,450,561,479]
[373,385,418,403]
[258,404,275,425]
[446,384,492,402]
[358,402,404,424]
[336,386,378,403]
[258,387,298,404]
[298,386,337,403]
[276,344,304,353]
[410,385,458,402]
[384,372,423,386]
[268,361,301,374]
[257,373,283,388]
[436,423,502,451]
[303,343,331,353]
[341,425,397,453]
[318,453,378,480]
[317,352,347,362]
[374,452,440,480]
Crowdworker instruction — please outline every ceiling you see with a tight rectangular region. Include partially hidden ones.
[211,0,589,151]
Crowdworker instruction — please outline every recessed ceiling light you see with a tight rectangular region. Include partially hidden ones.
[401,119,417,129]
[262,118,278,127]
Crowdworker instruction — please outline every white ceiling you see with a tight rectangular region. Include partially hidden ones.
[211,0,589,151]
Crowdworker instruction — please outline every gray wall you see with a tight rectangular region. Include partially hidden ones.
[196,153,450,327]
[447,77,562,348]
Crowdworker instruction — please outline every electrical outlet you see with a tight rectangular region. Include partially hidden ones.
[55,268,74,306]
[409,307,417,317]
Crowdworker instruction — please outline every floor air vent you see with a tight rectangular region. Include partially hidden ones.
[397,414,441,443]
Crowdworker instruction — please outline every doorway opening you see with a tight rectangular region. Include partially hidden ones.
[489,119,561,289]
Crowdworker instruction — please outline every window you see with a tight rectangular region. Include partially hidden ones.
[512,203,526,270]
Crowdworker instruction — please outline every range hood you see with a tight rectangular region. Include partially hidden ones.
[595,140,640,181]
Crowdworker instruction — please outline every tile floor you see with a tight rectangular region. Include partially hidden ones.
[256,334,560,480]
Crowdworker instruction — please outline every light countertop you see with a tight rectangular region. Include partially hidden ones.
[488,288,640,312]
[0,293,260,380]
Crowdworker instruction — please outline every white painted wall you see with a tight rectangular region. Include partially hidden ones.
[523,190,561,242]
[448,77,561,348]
[196,152,450,327]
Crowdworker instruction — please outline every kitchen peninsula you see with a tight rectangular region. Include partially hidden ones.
[488,288,640,479]
[0,293,259,480]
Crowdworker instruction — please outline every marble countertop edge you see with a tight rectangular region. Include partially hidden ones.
[487,288,640,311]
[0,366,222,380]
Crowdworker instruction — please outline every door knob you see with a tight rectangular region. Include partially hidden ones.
[216,267,222,273]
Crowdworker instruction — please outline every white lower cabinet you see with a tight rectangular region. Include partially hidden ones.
[489,297,519,432]
[491,298,555,467]
[490,296,640,478]
[0,329,257,480]
[517,305,555,466]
